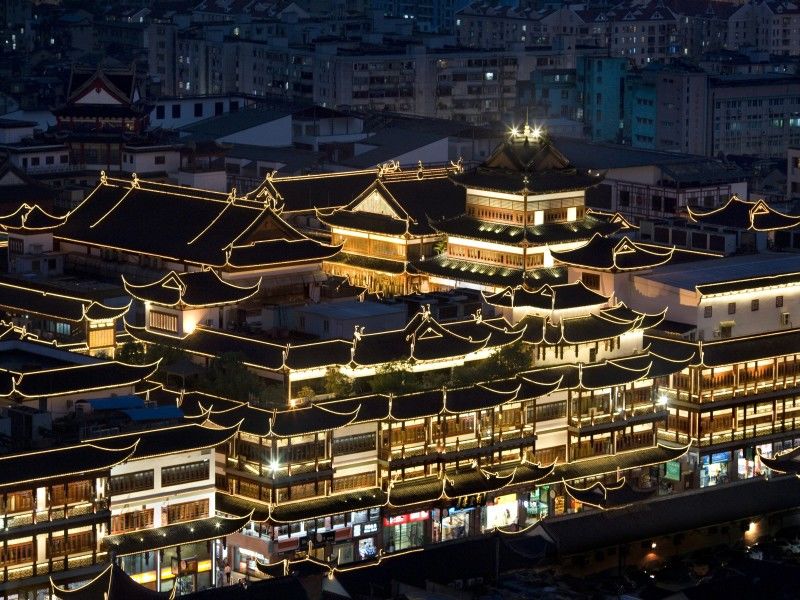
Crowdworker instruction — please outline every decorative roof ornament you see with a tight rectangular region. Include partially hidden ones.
[473,307,483,324]
[449,157,464,174]
[377,160,400,178]
[130,172,140,188]
[99,170,108,185]
[227,187,237,204]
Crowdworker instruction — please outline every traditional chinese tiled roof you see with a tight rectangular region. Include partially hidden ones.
[387,474,444,507]
[452,168,600,195]
[257,170,378,212]
[216,491,270,522]
[444,467,514,498]
[104,513,252,556]
[538,443,689,484]
[757,446,800,474]
[270,488,386,523]
[317,176,465,237]
[123,270,260,308]
[551,233,675,272]
[482,281,609,310]
[414,254,528,287]
[127,310,521,375]
[0,278,130,323]
[564,478,658,509]
[271,404,360,436]
[518,304,665,346]
[444,383,520,413]
[325,252,409,275]
[8,360,158,398]
[51,563,173,600]
[0,442,137,489]
[646,328,800,370]
[92,422,240,460]
[451,133,602,195]
[0,203,67,231]
[518,350,683,392]
[432,215,620,246]
[56,176,340,269]
[687,196,800,231]
[699,328,800,367]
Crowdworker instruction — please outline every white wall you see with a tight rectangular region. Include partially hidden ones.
[150,96,252,129]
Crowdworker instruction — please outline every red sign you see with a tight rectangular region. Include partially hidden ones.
[383,511,429,527]
[334,527,352,541]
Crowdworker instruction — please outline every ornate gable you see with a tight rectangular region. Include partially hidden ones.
[351,187,403,219]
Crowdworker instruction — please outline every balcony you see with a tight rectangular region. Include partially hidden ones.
[571,407,668,436]
[0,505,108,542]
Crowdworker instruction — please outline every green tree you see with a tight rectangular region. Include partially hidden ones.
[370,362,411,394]
[324,367,354,398]
[296,385,316,402]
[117,340,147,364]
[495,341,531,376]
[197,352,273,404]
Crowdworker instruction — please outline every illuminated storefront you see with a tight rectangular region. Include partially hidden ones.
[481,494,519,531]
[440,507,473,541]
[700,452,731,487]
[383,511,430,552]
[524,485,550,524]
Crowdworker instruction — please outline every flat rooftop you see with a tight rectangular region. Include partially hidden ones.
[294,300,406,320]
[639,252,800,291]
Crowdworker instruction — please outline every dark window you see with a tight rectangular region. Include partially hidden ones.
[618,190,630,207]
[45,156,54,165]
[154,155,166,165]
[108,470,154,494]
[728,302,736,315]
[581,272,600,290]
[171,104,181,118]
[709,235,725,252]
[777,295,785,308]
[156,105,165,119]
[691,232,707,249]
[194,102,203,117]
[672,230,687,246]
[654,227,669,243]
[215,101,224,116]
[651,195,662,211]
[532,401,566,422]
[704,305,712,318]
[751,299,759,311]
[31,157,39,166]
[161,460,209,487]
[332,433,376,455]
[230,100,239,112]
[663,197,677,213]
[60,155,68,164]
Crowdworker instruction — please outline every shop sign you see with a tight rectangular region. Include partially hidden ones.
[383,511,429,527]
[490,493,517,506]
[711,451,731,464]
[554,496,565,515]
[363,523,378,534]
[665,460,681,481]
[455,493,486,509]
[334,527,352,541]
